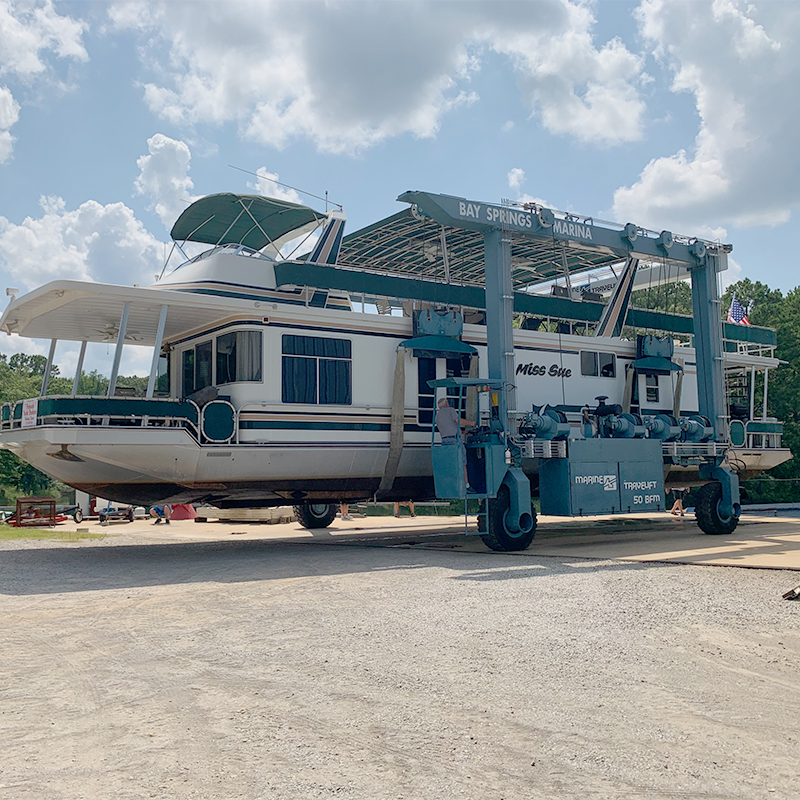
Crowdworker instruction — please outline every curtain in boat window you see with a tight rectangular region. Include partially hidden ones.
[237,331,262,382]
[282,335,351,360]
[282,356,316,403]
[319,359,351,404]
[217,330,262,384]
[282,334,351,404]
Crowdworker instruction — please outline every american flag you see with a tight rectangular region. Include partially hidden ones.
[727,296,751,325]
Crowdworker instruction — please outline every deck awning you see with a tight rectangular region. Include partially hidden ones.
[170,193,326,251]
[398,335,477,358]
[632,356,683,374]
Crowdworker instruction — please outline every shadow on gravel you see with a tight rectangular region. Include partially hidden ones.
[0,535,665,596]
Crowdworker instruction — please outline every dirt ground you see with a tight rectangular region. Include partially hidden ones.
[0,515,798,800]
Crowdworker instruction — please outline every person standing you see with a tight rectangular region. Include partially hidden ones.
[435,397,474,488]
[670,487,687,516]
[435,397,473,444]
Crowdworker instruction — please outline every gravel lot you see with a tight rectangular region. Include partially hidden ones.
[0,529,798,800]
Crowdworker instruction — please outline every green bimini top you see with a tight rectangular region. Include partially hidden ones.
[170,193,326,251]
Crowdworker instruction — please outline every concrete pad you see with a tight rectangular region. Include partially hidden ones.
[519,513,800,571]
[50,509,800,571]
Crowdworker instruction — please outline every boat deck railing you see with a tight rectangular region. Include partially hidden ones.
[0,396,785,455]
[1,396,201,438]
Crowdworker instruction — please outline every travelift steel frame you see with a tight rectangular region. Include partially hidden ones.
[398,190,740,529]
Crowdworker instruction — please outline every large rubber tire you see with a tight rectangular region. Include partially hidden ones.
[480,485,537,552]
[695,482,739,535]
[73,509,83,523]
[293,502,338,529]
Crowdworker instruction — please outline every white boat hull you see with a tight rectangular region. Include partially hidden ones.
[2,422,790,507]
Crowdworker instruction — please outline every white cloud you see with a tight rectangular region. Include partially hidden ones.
[0,333,46,360]
[109,0,646,152]
[721,255,743,291]
[0,195,164,291]
[517,193,552,209]
[0,84,19,163]
[0,0,88,162]
[0,0,88,77]
[247,169,302,204]
[613,0,799,235]
[489,3,646,145]
[505,169,551,208]
[507,168,525,191]
[134,133,196,229]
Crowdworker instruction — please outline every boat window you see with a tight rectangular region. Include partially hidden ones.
[155,349,170,396]
[418,357,436,425]
[645,374,659,403]
[580,351,616,378]
[281,335,352,405]
[599,353,616,378]
[182,341,212,396]
[197,341,212,390]
[216,331,262,384]
[182,350,194,396]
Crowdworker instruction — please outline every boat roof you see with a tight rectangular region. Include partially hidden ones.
[170,193,326,251]
[0,281,265,346]
[338,207,622,291]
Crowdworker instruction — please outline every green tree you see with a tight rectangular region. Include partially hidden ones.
[0,450,54,496]
[78,369,109,395]
[758,287,800,488]
[0,358,146,503]
[722,279,784,327]
[8,353,57,377]
[631,279,693,316]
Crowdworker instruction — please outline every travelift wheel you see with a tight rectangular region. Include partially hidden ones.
[695,482,739,535]
[480,485,537,552]
[293,502,338,529]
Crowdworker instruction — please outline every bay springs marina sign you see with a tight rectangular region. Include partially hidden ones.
[455,200,594,241]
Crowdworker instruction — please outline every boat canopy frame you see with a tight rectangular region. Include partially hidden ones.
[170,193,327,252]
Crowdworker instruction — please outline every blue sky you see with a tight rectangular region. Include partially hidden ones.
[1,0,798,374]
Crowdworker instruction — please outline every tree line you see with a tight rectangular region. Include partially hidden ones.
[631,278,800,502]
[0,354,148,505]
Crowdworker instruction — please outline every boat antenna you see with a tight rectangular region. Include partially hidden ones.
[228,165,343,210]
